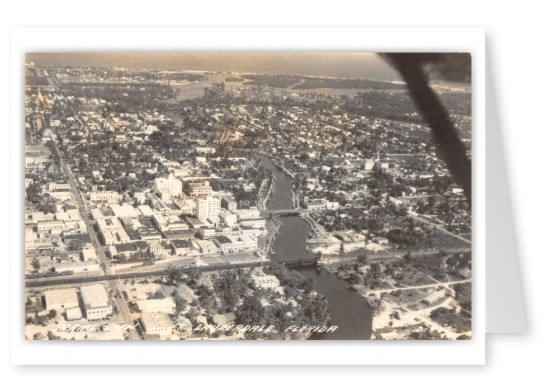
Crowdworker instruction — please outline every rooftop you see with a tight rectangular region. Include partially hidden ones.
[141,312,174,330]
[80,284,110,309]
[44,288,79,306]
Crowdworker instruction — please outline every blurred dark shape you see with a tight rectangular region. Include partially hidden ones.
[381,53,472,204]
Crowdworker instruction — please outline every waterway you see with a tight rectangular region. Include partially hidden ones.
[259,156,373,340]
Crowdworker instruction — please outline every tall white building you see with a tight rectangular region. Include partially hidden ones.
[196,196,221,221]
[154,174,182,199]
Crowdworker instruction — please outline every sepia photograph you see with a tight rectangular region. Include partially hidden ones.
[24,52,472,341]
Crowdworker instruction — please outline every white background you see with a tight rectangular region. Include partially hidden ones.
[1,0,549,389]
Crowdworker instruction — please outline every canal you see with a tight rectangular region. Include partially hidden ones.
[259,156,373,340]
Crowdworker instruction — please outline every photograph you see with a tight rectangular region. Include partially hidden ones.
[24,52,472,341]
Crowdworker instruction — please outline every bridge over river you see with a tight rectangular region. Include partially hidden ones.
[265,208,303,216]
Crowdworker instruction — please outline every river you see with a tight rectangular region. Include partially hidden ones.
[259,156,373,340]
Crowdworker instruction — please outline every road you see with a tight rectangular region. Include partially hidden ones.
[51,116,139,340]
[370,277,471,296]
[323,246,470,265]
[408,212,472,245]
[25,256,271,288]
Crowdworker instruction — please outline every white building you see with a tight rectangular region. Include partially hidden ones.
[140,313,173,337]
[80,284,113,321]
[48,182,71,191]
[90,191,122,204]
[136,298,175,314]
[154,174,182,199]
[219,209,237,227]
[251,274,280,290]
[364,159,375,171]
[235,207,260,220]
[65,306,83,321]
[195,239,219,254]
[214,235,257,253]
[185,181,213,198]
[37,220,65,235]
[44,288,79,313]
[171,239,193,256]
[196,196,221,221]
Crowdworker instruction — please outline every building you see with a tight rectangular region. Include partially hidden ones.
[154,174,182,199]
[196,196,221,221]
[197,225,216,239]
[25,155,47,172]
[239,218,266,229]
[148,240,166,257]
[44,288,79,313]
[48,182,71,191]
[364,158,375,171]
[163,228,194,241]
[96,217,130,245]
[140,313,174,337]
[240,225,266,237]
[306,200,326,210]
[214,235,257,253]
[171,239,193,256]
[37,220,65,236]
[195,239,219,254]
[251,274,280,290]
[221,195,237,212]
[80,283,113,321]
[115,242,139,257]
[136,298,175,314]
[184,181,213,198]
[90,191,123,204]
[235,207,260,220]
[66,306,83,321]
[219,210,237,227]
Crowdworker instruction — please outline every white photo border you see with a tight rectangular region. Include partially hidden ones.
[10,27,485,365]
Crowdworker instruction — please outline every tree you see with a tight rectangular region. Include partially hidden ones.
[165,265,184,285]
[47,331,60,340]
[31,258,40,273]
[48,309,57,319]
[187,266,201,285]
[152,290,166,299]
[235,295,264,324]
[26,183,41,204]
[171,290,187,314]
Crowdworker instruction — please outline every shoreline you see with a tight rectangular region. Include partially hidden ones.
[322,261,472,340]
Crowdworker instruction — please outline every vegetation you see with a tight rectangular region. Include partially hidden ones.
[31,258,40,272]
[429,307,471,333]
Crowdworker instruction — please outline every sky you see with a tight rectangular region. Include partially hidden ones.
[26,52,401,80]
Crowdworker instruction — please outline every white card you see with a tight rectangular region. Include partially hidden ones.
[486,45,526,333]
[11,27,488,365]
